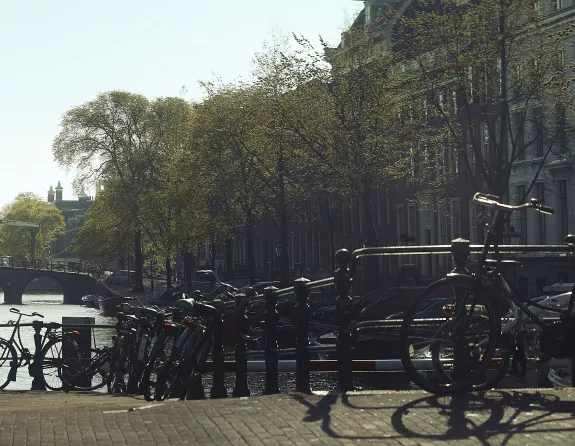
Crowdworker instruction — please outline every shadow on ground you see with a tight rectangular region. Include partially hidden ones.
[294,390,575,444]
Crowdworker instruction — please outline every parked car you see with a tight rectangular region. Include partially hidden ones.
[104,270,135,286]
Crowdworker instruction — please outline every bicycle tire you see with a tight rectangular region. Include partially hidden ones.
[0,339,18,390]
[400,275,500,395]
[42,337,79,391]
[61,348,112,391]
[142,334,173,401]
[110,336,128,394]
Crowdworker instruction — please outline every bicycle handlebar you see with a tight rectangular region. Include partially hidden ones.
[473,192,554,215]
[9,308,44,318]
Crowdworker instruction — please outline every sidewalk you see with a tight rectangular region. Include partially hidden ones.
[0,388,574,445]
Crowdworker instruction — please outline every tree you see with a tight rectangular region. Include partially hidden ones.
[0,193,65,260]
[71,183,133,266]
[259,23,418,289]
[397,0,575,234]
[187,83,271,284]
[53,91,154,291]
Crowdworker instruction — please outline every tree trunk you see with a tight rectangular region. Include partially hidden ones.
[277,154,290,285]
[321,197,336,272]
[165,257,172,289]
[361,183,379,291]
[210,236,217,272]
[133,229,144,292]
[225,238,234,280]
[184,252,194,292]
[246,214,256,285]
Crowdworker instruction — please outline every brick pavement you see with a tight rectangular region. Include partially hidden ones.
[0,388,574,445]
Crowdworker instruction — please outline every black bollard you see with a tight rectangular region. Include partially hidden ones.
[335,249,353,392]
[233,291,250,397]
[294,277,311,394]
[451,238,470,273]
[29,320,47,390]
[263,286,280,395]
[210,299,227,399]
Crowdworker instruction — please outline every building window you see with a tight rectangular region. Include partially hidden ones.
[451,198,461,239]
[516,185,527,244]
[469,201,478,244]
[481,122,489,164]
[514,112,525,161]
[407,204,417,264]
[559,180,568,239]
[557,107,567,153]
[536,183,546,244]
[552,0,562,11]
[466,127,476,173]
[533,108,544,158]
[397,205,406,267]
[438,206,450,269]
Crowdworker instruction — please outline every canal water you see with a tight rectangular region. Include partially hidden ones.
[0,292,412,393]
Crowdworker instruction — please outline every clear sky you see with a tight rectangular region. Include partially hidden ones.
[0,0,361,209]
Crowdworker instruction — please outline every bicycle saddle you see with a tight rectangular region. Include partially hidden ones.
[174,298,218,318]
[563,234,575,246]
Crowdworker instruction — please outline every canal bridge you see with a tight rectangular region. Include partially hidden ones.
[0,257,110,305]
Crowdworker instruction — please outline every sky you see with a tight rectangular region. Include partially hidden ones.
[0,0,362,209]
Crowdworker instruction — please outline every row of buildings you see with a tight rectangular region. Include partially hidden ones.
[195,0,575,297]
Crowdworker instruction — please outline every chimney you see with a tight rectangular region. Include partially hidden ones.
[55,181,63,201]
[47,186,54,203]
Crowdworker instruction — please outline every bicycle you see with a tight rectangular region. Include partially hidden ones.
[0,308,80,390]
[155,297,223,401]
[399,192,567,394]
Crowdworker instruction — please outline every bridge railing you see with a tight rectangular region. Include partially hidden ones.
[201,239,575,398]
[0,256,104,278]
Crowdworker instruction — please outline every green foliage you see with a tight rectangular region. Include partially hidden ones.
[0,193,65,259]
[397,0,575,200]
[71,181,132,264]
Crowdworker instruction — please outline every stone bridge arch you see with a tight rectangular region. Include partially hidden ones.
[0,268,111,305]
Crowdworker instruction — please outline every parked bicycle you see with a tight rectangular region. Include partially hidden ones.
[399,192,575,395]
[0,308,80,390]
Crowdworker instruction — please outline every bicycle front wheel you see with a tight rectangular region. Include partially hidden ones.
[0,339,17,390]
[400,275,500,395]
[42,337,79,391]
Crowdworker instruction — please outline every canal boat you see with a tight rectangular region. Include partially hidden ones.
[98,296,129,317]
[81,294,101,308]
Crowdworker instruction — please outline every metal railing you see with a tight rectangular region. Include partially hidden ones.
[0,256,102,277]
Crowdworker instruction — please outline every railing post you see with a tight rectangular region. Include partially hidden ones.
[210,299,227,399]
[451,238,470,273]
[294,277,311,394]
[232,291,250,397]
[263,286,280,395]
[335,249,353,392]
[29,320,47,391]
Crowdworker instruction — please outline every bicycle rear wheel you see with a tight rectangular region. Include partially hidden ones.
[400,275,500,394]
[62,348,112,391]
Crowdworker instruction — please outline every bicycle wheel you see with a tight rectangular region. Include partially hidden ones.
[142,335,174,401]
[110,337,129,394]
[42,337,79,391]
[0,339,17,390]
[61,348,112,391]
[400,275,500,395]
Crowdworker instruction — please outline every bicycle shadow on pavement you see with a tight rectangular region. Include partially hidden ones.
[391,390,575,445]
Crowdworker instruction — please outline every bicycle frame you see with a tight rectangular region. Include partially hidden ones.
[473,206,575,334]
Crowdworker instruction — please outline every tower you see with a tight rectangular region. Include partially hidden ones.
[55,181,63,201]
[47,186,54,203]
